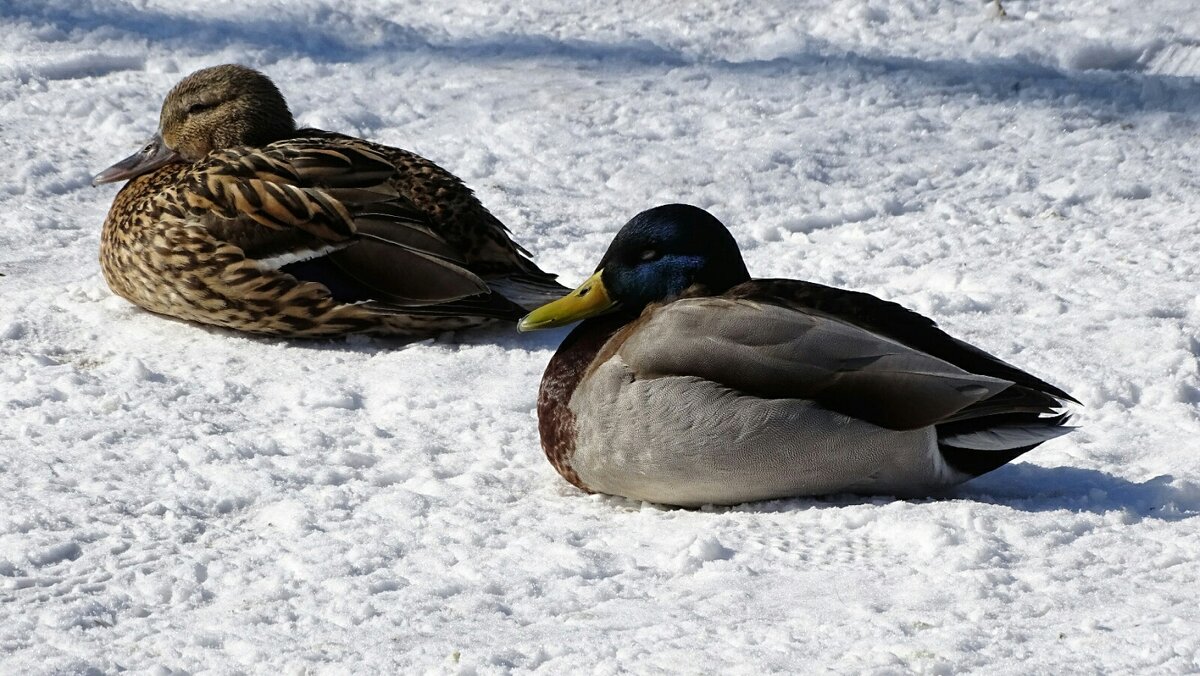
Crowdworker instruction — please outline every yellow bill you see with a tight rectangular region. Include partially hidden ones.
[518,270,615,331]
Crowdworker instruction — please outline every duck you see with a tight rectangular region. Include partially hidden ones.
[518,204,1077,507]
[92,64,566,337]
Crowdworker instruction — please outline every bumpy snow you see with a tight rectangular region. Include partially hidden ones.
[2,0,1199,672]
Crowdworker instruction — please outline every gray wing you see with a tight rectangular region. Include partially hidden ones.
[616,297,1015,431]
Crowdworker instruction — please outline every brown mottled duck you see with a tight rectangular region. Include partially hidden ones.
[93,64,566,337]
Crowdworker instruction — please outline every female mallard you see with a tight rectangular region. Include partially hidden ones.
[519,204,1076,506]
[92,64,565,337]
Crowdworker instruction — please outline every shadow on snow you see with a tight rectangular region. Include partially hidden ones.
[6,2,1199,114]
[701,464,1200,520]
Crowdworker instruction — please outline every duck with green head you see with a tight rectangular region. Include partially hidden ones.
[519,204,1076,507]
[93,64,566,337]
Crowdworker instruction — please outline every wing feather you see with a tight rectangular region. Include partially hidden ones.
[617,298,1016,431]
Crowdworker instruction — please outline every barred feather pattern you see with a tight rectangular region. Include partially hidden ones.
[98,139,524,337]
[289,132,548,275]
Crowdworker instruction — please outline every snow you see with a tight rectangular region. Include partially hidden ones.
[2,0,1199,672]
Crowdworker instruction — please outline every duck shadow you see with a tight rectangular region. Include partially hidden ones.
[952,464,1200,521]
[264,321,572,355]
[683,464,1200,521]
[133,302,570,354]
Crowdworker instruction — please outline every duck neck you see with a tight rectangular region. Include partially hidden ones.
[536,313,631,492]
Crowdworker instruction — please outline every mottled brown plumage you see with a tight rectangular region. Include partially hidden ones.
[535,313,631,492]
[95,64,565,337]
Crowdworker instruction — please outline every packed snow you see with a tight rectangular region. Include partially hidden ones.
[2,0,1199,672]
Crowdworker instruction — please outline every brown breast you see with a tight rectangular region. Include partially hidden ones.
[536,314,632,492]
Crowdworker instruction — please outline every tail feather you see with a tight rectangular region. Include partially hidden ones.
[487,273,571,311]
[937,411,1073,476]
[940,415,1074,451]
[362,291,525,321]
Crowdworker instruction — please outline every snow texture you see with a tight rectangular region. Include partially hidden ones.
[2,0,1199,673]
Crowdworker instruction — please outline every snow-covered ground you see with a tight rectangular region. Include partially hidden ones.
[2,0,1199,672]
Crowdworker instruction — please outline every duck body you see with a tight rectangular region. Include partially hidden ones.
[522,205,1075,507]
[95,65,564,337]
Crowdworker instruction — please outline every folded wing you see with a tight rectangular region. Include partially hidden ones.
[179,140,495,308]
[618,296,1042,431]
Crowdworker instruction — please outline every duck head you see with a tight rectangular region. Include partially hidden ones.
[93,64,296,185]
[519,204,751,331]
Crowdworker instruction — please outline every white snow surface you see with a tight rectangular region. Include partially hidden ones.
[2,0,1200,673]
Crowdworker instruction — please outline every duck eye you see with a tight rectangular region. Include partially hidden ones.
[640,249,659,261]
[186,101,216,115]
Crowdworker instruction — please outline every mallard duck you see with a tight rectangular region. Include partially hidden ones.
[92,64,566,337]
[518,204,1077,506]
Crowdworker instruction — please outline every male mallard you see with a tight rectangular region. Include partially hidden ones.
[519,204,1076,506]
[92,64,566,337]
